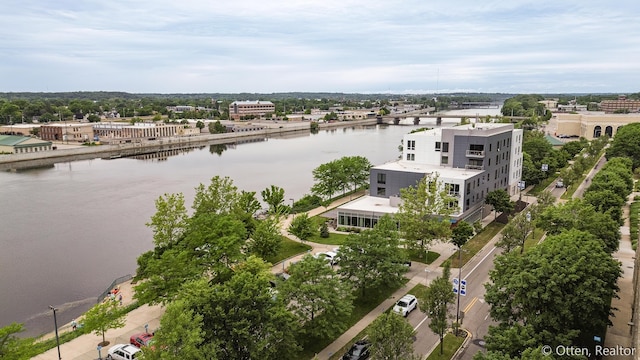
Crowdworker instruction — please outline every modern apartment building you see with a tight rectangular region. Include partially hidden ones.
[229,101,276,120]
[336,123,523,228]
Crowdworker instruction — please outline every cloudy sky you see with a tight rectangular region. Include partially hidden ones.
[1,0,639,94]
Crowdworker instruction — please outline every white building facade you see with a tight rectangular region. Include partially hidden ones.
[336,123,523,228]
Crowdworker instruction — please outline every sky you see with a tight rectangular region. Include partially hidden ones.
[1,0,639,94]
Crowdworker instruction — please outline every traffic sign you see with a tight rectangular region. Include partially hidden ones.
[541,164,548,171]
[518,181,526,190]
[460,279,467,296]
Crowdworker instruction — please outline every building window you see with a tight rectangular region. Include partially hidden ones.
[442,142,449,152]
[446,183,460,196]
[441,156,448,164]
[435,142,441,151]
[407,140,415,150]
[407,153,415,161]
[377,173,386,184]
[377,187,386,196]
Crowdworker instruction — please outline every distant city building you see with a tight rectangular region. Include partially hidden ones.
[336,123,523,229]
[554,113,640,139]
[40,123,94,142]
[0,124,40,136]
[599,95,640,113]
[229,101,275,120]
[166,105,204,113]
[93,123,199,143]
[0,135,52,154]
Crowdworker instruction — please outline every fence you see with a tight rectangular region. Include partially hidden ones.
[97,274,133,303]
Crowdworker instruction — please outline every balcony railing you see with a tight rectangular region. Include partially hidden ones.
[465,164,484,170]
[465,150,485,157]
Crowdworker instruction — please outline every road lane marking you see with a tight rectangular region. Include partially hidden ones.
[414,314,429,330]
[464,297,478,313]
[466,246,497,278]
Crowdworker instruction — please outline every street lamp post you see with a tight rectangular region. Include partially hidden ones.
[455,248,462,333]
[49,306,62,360]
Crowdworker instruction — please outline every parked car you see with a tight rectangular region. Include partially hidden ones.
[107,344,141,360]
[555,180,564,188]
[315,251,339,265]
[275,272,290,281]
[129,332,154,348]
[342,339,371,360]
[393,294,418,317]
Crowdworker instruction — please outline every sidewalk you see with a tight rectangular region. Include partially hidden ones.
[603,192,636,358]
[33,280,164,360]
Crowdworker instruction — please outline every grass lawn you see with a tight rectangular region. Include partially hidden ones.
[264,236,312,265]
[523,227,545,251]
[425,333,466,360]
[327,283,428,360]
[528,177,555,196]
[407,249,441,265]
[449,222,504,268]
[308,231,350,245]
[300,279,408,359]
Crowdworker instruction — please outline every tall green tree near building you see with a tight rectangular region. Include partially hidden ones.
[338,215,409,296]
[279,255,354,341]
[367,312,418,360]
[422,262,455,355]
[396,173,456,255]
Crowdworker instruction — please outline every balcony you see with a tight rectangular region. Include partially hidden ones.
[465,164,484,170]
[465,150,485,158]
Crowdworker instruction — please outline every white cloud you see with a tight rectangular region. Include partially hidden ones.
[0,0,639,93]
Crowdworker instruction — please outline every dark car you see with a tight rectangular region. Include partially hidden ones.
[342,339,371,360]
[129,332,154,348]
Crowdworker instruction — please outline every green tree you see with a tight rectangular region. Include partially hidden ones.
[606,122,640,169]
[288,213,317,242]
[142,299,210,360]
[82,300,126,345]
[261,185,286,215]
[134,248,202,305]
[279,255,354,340]
[451,220,474,249]
[484,189,514,220]
[185,213,247,283]
[0,323,33,360]
[195,120,204,130]
[422,262,455,355]
[396,174,455,255]
[208,120,226,134]
[338,215,410,296]
[311,160,345,202]
[203,257,301,359]
[485,229,621,351]
[367,312,417,360]
[496,212,533,253]
[247,217,282,259]
[192,176,240,217]
[342,156,372,193]
[146,193,188,248]
[537,199,620,254]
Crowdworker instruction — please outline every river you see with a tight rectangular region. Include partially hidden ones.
[0,109,499,336]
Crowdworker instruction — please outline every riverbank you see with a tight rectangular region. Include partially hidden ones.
[0,118,378,170]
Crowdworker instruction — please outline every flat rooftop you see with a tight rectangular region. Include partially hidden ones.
[337,195,399,214]
[373,161,483,179]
